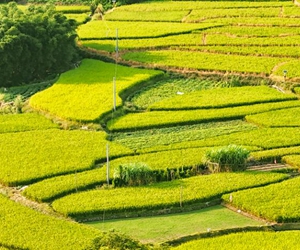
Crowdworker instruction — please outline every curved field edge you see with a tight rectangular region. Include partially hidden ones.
[222,176,300,223]
[29,59,164,122]
[23,147,209,202]
[0,129,132,186]
[51,172,288,220]
[0,194,102,250]
[170,231,300,250]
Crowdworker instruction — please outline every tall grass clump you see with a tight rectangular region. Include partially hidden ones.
[113,162,154,187]
[205,145,250,172]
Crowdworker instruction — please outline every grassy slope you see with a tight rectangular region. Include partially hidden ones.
[86,205,264,244]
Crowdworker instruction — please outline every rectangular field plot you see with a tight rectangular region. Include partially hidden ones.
[29,59,163,122]
[51,172,288,220]
[0,129,132,186]
[222,177,300,222]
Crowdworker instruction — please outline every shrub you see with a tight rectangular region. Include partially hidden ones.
[113,162,154,187]
[205,145,250,172]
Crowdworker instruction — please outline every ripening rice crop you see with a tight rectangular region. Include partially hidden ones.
[29,59,163,122]
[171,231,300,250]
[0,129,132,186]
[52,172,288,219]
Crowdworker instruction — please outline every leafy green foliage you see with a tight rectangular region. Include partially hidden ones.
[171,231,300,250]
[29,59,163,121]
[52,172,288,219]
[113,162,154,187]
[0,129,132,186]
[205,145,250,172]
[0,3,78,87]
[222,177,300,222]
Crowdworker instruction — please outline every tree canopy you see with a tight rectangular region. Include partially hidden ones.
[0,2,78,87]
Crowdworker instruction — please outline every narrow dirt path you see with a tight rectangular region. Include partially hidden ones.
[0,184,68,220]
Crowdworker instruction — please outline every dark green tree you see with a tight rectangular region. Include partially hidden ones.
[0,2,79,87]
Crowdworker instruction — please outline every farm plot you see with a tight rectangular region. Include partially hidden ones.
[51,172,288,220]
[107,100,300,131]
[87,205,265,244]
[0,113,58,133]
[149,85,297,110]
[77,21,211,40]
[24,147,209,202]
[29,59,163,122]
[138,127,300,153]
[246,107,300,127]
[0,194,102,250]
[171,231,300,250]
[251,146,300,162]
[105,10,190,22]
[113,120,257,151]
[183,45,300,58]
[222,176,300,222]
[0,129,132,186]
[122,50,291,75]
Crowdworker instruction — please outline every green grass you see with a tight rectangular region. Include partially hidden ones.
[171,231,300,250]
[86,205,265,244]
[29,59,163,122]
